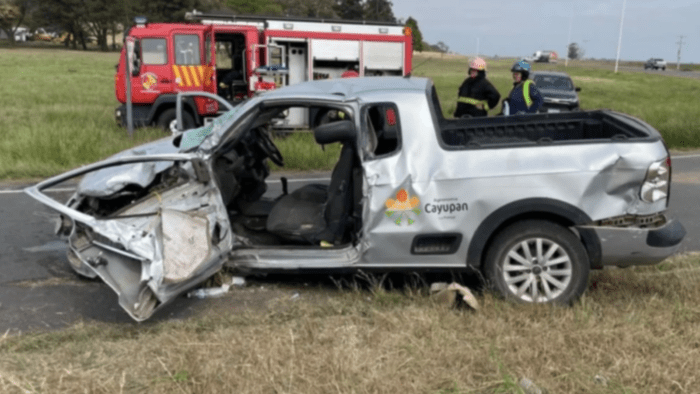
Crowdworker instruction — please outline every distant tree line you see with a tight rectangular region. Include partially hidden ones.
[0,0,440,53]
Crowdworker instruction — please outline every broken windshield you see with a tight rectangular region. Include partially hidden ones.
[179,97,261,151]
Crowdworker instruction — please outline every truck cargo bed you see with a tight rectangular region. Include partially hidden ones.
[438,111,659,148]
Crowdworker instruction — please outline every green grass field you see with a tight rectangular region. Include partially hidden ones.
[2,253,700,393]
[2,48,700,180]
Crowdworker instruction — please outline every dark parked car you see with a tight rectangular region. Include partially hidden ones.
[531,71,581,112]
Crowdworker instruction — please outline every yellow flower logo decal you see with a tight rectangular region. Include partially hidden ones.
[385,188,421,225]
[142,73,157,90]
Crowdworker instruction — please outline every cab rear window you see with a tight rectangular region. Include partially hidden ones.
[365,103,401,157]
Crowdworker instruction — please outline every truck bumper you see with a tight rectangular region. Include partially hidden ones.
[115,104,152,128]
[578,218,686,267]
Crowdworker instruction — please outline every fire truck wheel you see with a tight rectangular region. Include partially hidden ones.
[157,108,195,134]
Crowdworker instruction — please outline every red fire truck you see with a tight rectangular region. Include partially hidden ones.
[115,11,413,132]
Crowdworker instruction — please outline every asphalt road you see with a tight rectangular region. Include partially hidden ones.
[606,65,700,80]
[550,61,700,80]
[0,156,698,334]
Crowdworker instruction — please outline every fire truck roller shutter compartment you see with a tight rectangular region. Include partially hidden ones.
[285,43,309,128]
[311,39,360,62]
[310,40,361,80]
[363,41,404,75]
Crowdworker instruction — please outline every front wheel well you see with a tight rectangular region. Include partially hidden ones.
[151,104,196,127]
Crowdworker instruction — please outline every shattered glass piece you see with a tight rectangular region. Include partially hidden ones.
[180,124,214,150]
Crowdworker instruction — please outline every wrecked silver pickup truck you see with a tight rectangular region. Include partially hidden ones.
[27,77,685,321]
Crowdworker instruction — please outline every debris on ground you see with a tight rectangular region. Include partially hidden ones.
[519,377,543,394]
[187,277,246,299]
[594,374,609,387]
[188,285,230,299]
[429,282,479,310]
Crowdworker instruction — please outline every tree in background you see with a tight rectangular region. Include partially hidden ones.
[17,0,406,51]
[34,0,88,49]
[404,17,422,52]
[81,0,123,51]
[0,0,32,44]
[276,0,337,18]
[568,42,585,60]
[142,0,203,22]
[435,41,448,53]
[364,0,394,22]
[334,0,363,20]
[32,0,209,51]
[222,0,283,15]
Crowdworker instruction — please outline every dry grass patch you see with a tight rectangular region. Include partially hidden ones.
[1,254,699,393]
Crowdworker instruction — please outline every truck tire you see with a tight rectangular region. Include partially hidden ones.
[156,108,195,134]
[662,67,666,71]
[483,220,589,305]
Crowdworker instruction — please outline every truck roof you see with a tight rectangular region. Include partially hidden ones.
[258,76,430,101]
[187,11,402,27]
[128,23,209,36]
[189,11,406,36]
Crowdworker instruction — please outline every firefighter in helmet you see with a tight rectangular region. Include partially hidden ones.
[501,60,544,115]
[453,57,501,118]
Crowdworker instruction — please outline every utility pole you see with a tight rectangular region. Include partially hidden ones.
[123,0,133,137]
[614,0,627,73]
[565,4,573,67]
[676,35,686,70]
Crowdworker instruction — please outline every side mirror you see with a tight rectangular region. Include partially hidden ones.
[314,120,355,145]
[127,39,141,76]
[575,87,581,92]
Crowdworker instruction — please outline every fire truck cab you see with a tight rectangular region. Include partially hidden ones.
[115,12,413,132]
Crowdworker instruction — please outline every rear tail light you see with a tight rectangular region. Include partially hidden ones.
[640,157,670,203]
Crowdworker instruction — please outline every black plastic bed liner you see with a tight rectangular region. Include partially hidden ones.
[439,110,657,148]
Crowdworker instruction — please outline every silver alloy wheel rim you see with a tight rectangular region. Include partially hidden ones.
[501,237,573,302]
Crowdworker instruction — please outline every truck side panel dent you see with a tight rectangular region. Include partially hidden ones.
[466,198,595,269]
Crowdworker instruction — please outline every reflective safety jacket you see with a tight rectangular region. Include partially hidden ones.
[453,73,501,118]
[503,79,544,115]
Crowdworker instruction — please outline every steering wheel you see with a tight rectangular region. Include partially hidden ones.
[256,127,284,167]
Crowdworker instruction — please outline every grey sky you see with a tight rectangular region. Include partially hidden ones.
[392,0,700,63]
